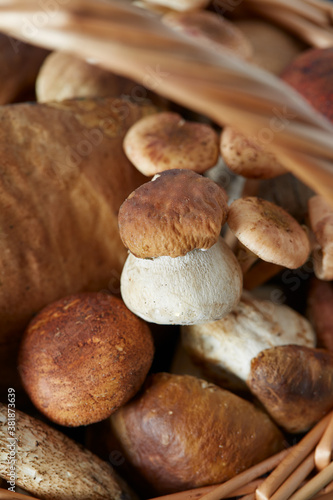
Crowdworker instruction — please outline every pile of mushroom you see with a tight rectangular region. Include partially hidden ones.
[1,3,333,500]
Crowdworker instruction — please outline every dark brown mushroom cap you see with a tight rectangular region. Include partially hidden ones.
[118,169,228,258]
[18,292,154,427]
[227,197,310,268]
[123,112,219,177]
[111,373,284,493]
[247,345,333,433]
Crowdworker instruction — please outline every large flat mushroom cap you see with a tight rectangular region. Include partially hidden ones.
[228,197,310,268]
[119,169,228,258]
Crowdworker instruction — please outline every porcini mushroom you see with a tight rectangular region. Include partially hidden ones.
[123,112,219,176]
[248,345,333,433]
[162,10,253,60]
[308,195,333,280]
[227,196,311,273]
[111,373,284,494]
[182,291,316,386]
[0,404,135,500]
[119,169,242,324]
[220,126,287,179]
[18,292,154,427]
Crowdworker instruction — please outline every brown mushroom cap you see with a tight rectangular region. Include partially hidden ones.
[247,345,333,433]
[220,126,287,179]
[118,169,228,258]
[18,292,154,427]
[308,195,333,280]
[111,373,284,493]
[162,10,253,60]
[227,197,310,268]
[123,112,219,177]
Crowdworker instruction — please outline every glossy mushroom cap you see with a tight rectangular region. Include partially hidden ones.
[118,169,228,258]
[228,197,311,268]
[123,112,219,177]
[18,292,154,427]
[111,373,284,494]
[163,10,253,60]
[182,291,316,383]
[248,345,333,433]
[308,195,333,280]
[120,237,242,325]
[220,126,287,179]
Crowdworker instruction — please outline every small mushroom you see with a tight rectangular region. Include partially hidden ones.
[308,195,333,280]
[227,196,311,273]
[182,291,316,386]
[18,292,154,427]
[110,373,284,494]
[233,19,305,75]
[247,345,333,433]
[119,169,242,324]
[36,51,139,102]
[162,10,253,60]
[123,112,219,176]
[220,126,287,179]
[0,404,135,500]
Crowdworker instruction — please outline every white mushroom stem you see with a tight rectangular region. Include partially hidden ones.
[182,291,316,382]
[0,404,135,500]
[120,237,242,325]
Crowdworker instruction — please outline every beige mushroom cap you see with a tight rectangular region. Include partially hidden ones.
[228,197,311,268]
[120,237,242,325]
[162,10,253,60]
[123,112,219,177]
[308,195,333,280]
[118,169,228,258]
[220,126,287,179]
[182,291,316,383]
[144,0,210,12]
[233,19,305,75]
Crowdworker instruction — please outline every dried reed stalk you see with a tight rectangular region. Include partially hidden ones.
[0,1,332,205]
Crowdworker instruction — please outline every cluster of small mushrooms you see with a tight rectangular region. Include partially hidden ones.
[1,1,333,500]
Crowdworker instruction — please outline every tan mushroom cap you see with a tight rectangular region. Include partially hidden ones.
[144,0,210,12]
[123,112,219,177]
[308,195,333,280]
[233,19,305,75]
[220,126,287,179]
[118,169,228,258]
[228,197,310,269]
[162,10,253,60]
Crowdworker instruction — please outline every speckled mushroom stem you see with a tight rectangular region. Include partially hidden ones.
[0,404,136,500]
[1,1,333,205]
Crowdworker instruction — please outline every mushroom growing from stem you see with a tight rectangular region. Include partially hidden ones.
[123,112,219,176]
[181,291,316,387]
[308,194,333,280]
[119,169,242,324]
[0,404,135,500]
[227,196,311,273]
